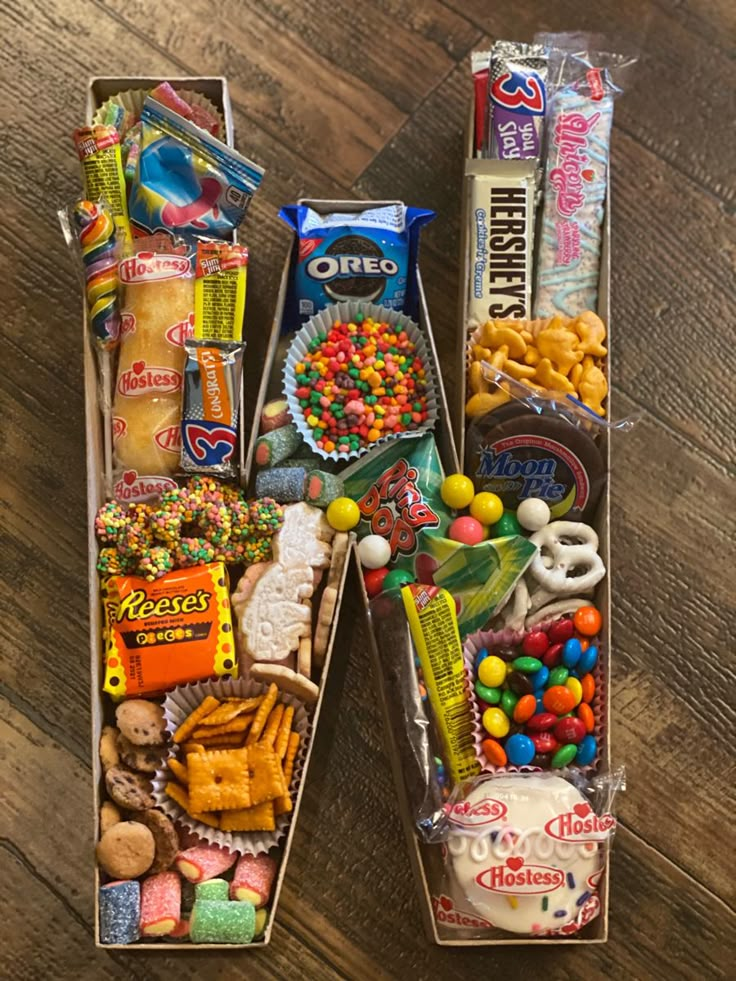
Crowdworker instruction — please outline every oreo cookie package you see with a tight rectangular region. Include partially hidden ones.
[279,203,434,329]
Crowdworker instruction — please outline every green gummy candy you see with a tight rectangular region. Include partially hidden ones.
[190,900,256,944]
[195,879,230,902]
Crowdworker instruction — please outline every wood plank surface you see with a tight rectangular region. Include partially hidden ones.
[1,0,734,977]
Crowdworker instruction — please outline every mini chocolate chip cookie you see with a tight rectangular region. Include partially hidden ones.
[116,700,166,746]
[99,800,122,835]
[96,821,155,878]
[116,733,165,774]
[132,808,179,874]
[99,726,120,771]
[105,765,155,811]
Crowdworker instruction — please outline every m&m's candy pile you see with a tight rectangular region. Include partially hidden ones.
[472,606,603,770]
[291,314,431,456]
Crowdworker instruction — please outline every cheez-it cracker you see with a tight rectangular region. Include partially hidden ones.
[103,563,236,698]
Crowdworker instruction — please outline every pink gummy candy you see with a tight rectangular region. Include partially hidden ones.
[189,103,220,137]
[140,872,181,936]
[150,82,193,119]
[230,853,277,907]
[175,843,237,883]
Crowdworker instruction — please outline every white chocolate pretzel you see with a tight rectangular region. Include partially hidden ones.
[528,521,605,595]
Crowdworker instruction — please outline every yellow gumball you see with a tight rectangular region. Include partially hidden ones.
[440,473,475,510]
[483,707,510,739]
[326,497,360,531]
[478,655,506,689]
[470,492,504,525]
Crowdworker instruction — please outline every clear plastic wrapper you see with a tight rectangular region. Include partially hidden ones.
[438,768,623,938]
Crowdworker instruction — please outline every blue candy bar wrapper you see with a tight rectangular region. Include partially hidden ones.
[279,203,434,332]
[129,98,264,239]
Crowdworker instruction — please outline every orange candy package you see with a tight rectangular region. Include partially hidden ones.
[103,562,236,698]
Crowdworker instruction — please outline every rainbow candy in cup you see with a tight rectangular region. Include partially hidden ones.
[73,200,121,350]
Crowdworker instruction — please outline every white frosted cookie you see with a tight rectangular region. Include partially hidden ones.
[274,503,334,569]
[447,774,604,934]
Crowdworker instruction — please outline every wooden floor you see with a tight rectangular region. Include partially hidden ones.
[1,0,734,978]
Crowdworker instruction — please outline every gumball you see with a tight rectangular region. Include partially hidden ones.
[575,734,597,766]
[547,618,575,644]
[363,567,389,597]
[478,655,506,689]
[562,638,582,668]
[578,645,598,675]
[448,516,485,546]
[574,605,602,637]
[326,497,360,531]
[483,707,510,739]
[357,535,392,569]
[516,497,551,531]
[505,733,535,766]
[554,716,586,745]
[470,492,503,525]
[440,473,475,510]
[482,738,507,767]
[382,569,414,591]
[492,511,521,537]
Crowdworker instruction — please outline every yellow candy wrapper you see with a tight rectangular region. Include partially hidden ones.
[73,125,132,249]
[194,241,248,342]
[401,584,480,785]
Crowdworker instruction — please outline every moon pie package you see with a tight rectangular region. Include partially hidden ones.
[103,562,236,698]
[278,203,434,329]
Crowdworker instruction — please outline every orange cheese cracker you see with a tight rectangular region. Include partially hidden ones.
[199,698,262,726]
[246,743,286,805]
[188,748,251,812]
[220,801,275,832]
[191,714,254,740]
[246,684,278,745]
[103,563,237,698]
[261,704,284,748]
[174,696,221,743]
[274,731,300,816]
[168,758,189,785]
[165,780,190,810]
[275,706,294,760]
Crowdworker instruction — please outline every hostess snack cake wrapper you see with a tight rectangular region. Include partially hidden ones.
[129,98,264,238]
[279,203,434,330]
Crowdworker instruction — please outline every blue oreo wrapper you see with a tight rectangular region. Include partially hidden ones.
[129,98,264,239]
[279,203,434,332]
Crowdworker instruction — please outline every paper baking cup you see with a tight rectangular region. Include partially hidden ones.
[283,301,438,462]
[464,625,604,776]
[93,87,225,138]
[153,676,310,854]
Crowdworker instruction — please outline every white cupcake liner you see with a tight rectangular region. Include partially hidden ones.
[153,676,310,855]
[464,623,604,776]
[93,87,225,138]
[283,300,438,462]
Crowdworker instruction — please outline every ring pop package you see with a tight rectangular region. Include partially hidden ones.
[112,240,195,494]
[278,203,434,329]
[440,770,622,938]
[129,97,264,238]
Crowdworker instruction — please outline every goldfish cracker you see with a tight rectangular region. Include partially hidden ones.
[573,311,608,358]
[502,359,536,381]
[488,325,526,359]
[489,345,508,370]
[534,358,576,394]
[535,324,583,376]
[466,388,511,417]
[468,360,490,395]
[579,357,608,416]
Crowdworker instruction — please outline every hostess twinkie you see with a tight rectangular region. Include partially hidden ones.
[279,203,434,329]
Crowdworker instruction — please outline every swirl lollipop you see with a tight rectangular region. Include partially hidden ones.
[73,199,121,350]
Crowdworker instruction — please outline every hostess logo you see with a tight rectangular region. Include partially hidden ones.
[119,252,192,284]
[447,797,508,830]
[544,803,616,843]
[431,894,492,930]
[165,313,195,348]
[305,254,398,282]
[113,470,177,502]
[477,857,565,895]
[117,361,182,397]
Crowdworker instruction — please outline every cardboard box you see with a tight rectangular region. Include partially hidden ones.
[361,113,612,945]
[84,81,351,949]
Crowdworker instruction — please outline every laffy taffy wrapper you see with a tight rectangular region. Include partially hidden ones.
[104,562,236,698]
